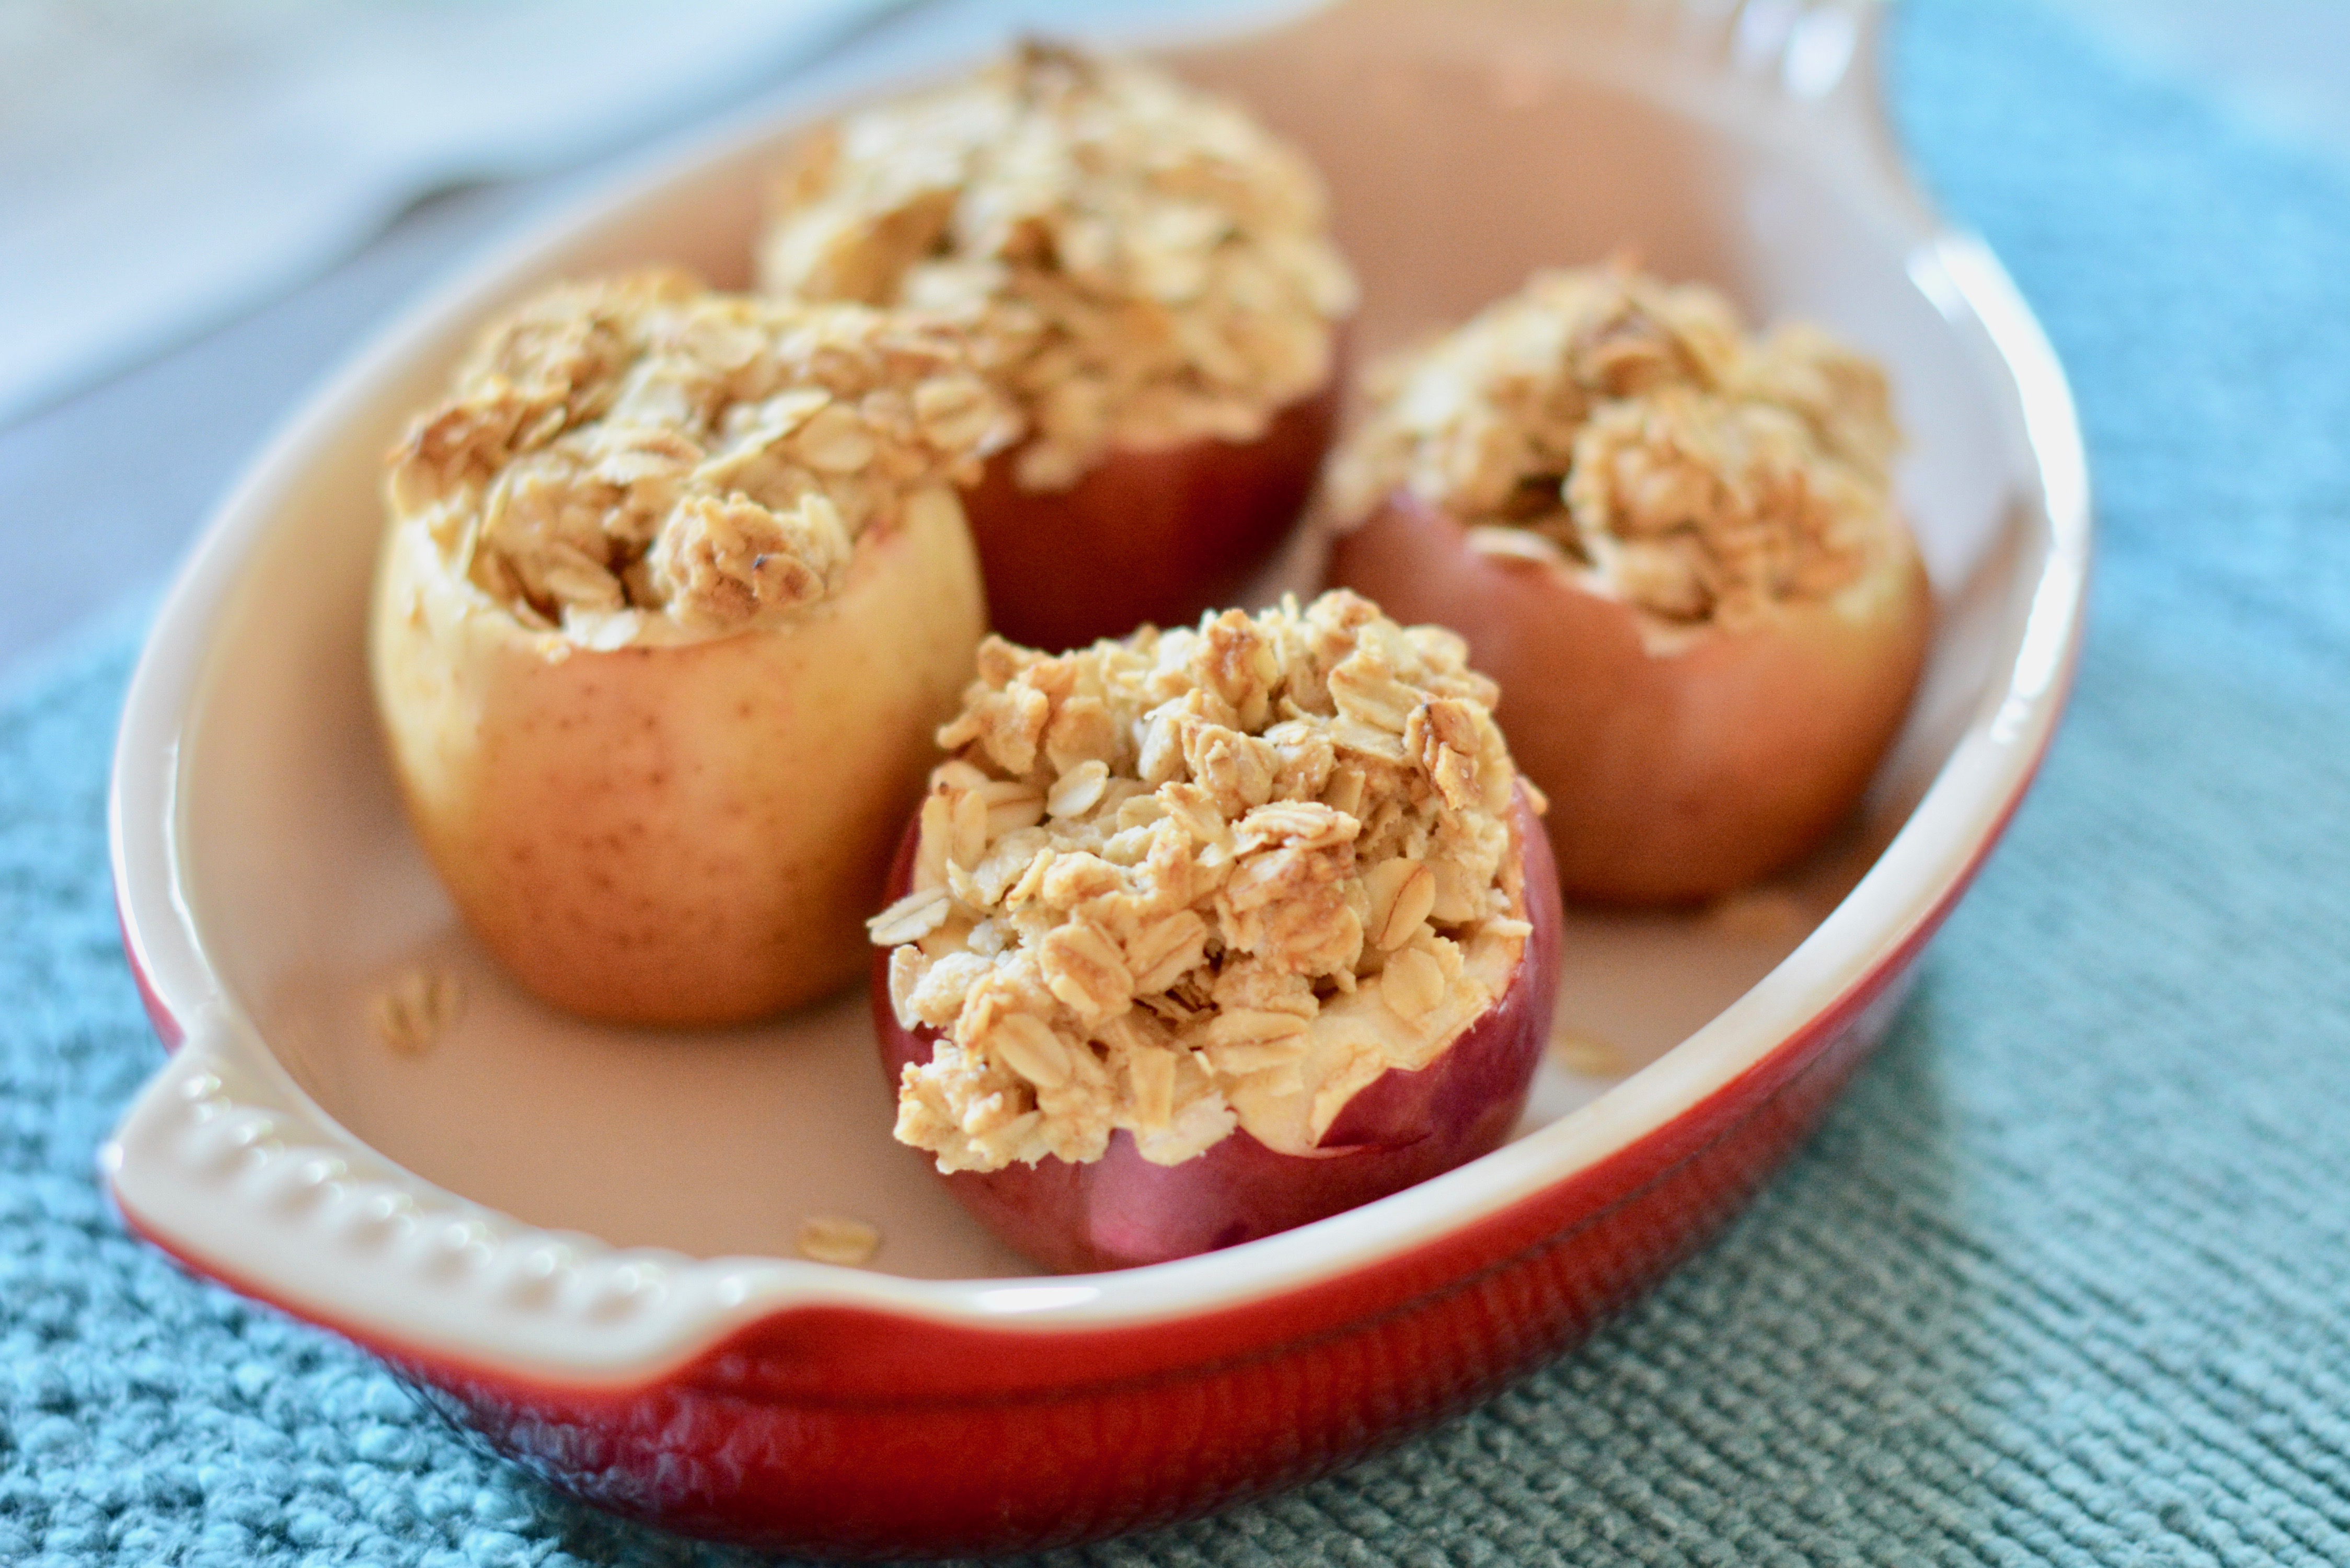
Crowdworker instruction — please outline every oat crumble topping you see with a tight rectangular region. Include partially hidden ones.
[869,591,1534,1173]
[1325,267,1902,632]
[758,42,1358,492]
[386,268,1019,644]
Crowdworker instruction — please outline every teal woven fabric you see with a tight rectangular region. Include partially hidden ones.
[8,0,2350,1561]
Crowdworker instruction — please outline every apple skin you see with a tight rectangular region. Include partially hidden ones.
[959,365,1345,653]
[1327,493,1932,906]
[871,788,1561,1274]
[372,486,986,1028]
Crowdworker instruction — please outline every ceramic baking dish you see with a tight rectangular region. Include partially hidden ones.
[103,0,2089,1555]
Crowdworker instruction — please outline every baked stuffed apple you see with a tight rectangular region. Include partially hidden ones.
[759,42,1357,650]
[1325,267,1931,905]
[371,269,1018,1025]
[867,591,1561,1272]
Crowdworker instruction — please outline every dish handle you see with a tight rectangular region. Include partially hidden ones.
[101,1001,744,1389]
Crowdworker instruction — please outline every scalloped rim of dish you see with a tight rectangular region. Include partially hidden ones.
[101,0,2091,1391]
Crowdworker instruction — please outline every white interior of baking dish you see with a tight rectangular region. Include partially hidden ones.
[108,0,2085,1377]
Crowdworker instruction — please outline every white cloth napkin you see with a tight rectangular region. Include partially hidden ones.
[0,0,900,425]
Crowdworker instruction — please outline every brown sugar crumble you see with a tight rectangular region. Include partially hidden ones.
[869,591,1536,1173]
[1324,266,1904,635]
[385,268,1018,645]
[758,42,1357,493]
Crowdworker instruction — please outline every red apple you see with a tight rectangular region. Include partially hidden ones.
[871,787,1561,1273]
[959,364,1345,653]
[1328,492,1932,905]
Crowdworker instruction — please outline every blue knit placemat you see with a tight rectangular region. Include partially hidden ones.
[8,1,2350,1562]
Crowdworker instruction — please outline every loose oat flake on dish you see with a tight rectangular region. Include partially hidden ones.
[869,591,1541,1174]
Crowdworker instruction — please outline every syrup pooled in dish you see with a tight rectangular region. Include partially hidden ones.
[1326,266,1931,904]
[371,269,1019,1025]
[761,42,1358,649]
[868,592,1563,1271]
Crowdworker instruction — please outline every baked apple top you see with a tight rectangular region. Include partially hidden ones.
[757,42,1358,492]
[1324,266,1904,647]
[384,268,1018,648]
[868,591,1535,1173]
